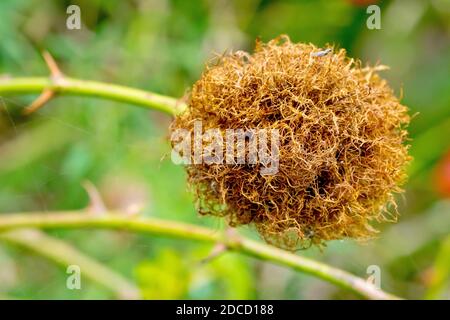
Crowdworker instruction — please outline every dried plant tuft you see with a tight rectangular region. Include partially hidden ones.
[171,35,411,250]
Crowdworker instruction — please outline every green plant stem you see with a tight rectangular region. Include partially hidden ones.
[0,77,186,115]
[0,211,401,300]
[0,229,140,299]
[0,73,399,299]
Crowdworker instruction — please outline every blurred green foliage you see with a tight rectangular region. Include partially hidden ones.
[135,248,253,299]
[0,0,449,299]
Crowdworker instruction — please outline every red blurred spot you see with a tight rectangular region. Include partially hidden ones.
[435,151,450,198]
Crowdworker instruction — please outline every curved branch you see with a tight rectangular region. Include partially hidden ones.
[0,211,401,300]
[0,69,399,299]
[0,77,186,115]
[0,229,140,299]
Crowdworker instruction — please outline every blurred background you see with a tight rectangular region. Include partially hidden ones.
[0,0,449,299]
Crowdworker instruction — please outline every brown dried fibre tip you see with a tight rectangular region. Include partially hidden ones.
[171,35,410,250]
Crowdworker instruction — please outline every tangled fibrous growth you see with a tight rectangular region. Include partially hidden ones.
[171,35,410,250]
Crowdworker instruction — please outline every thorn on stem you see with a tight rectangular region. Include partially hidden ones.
[22,50,64,115]
[199,228,239,264]
[82,180,108,216]
[200,243,227,264]
[42,50,63,78]
[22,89,54,115]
